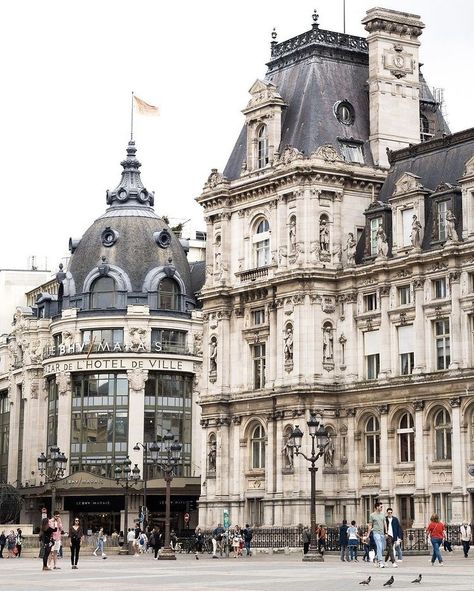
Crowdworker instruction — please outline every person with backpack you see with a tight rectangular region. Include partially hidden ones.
[243,524,253,556]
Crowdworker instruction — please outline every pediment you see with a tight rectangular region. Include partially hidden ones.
[463,154,474,177]
[244,79,285,111]
[431,181,459,196]
[393,172,423,195]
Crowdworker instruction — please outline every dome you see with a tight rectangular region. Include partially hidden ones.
[64,141,194,311]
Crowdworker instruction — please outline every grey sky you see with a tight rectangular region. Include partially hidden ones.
[1,0,472,270]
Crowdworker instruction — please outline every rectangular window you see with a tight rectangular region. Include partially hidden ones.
[370,218,382,256]
[255,240,270,267]
[398,285,412,306]
[367,354,380,380]
[433,278,447,299]
[251,309,265,325]
[432,493,452,523]
[253,343,266,389]
[435,319,450,370]
[402,208,414,247]
[82,328,124,352]
[364,293,378,312]
[362,495,379,524]
[398,325,415,375]
[340,141,365,164]
[437,201,448,241]
[151,329,187,354]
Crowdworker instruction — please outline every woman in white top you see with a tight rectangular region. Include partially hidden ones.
[460,521,472,558]
[347,520,360,562]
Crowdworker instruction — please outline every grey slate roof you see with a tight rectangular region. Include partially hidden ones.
[379,128,474,201]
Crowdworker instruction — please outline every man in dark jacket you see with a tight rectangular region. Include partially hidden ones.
[339,520,349,561]
[384,508,402,566]
[0,531,5,558]
[242,524,253,556]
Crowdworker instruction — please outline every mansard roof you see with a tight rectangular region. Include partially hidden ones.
[380,127,474,201]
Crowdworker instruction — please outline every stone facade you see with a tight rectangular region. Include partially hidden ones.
[196,8,473,530]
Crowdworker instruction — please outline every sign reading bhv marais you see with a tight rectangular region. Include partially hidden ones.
[43,340,194,376]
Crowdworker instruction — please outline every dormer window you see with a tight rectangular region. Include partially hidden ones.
[420,114,433,143]
[90,276,117,309]
[156,278,180,311]
[257,125,269,169]
[253,218,270,268]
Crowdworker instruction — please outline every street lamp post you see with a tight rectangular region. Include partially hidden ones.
[37,445,68,514]
[289,414,329,562]
[149,433,182,561]
[115,457,141,555]
[133,442,149,531]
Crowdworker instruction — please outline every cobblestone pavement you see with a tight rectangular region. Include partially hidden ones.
[5,553,474,590]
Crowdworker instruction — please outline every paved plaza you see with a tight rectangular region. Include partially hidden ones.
[5,553,474,591]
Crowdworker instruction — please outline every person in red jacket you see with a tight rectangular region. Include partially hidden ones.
[426,513,446,565]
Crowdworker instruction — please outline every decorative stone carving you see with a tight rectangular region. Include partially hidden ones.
[282,433,294,469]
[310,241,321,263]
[361,472,380,487]
[29,380,40,400]
[323,437,335,467]
[322,324,334,363]
[209,336,218,382]
[56,371,71,396]
[432,471,452,484]
[193,332,203,356]
[289,217,297,253]
[383,45,415,79]
[321,297,336,314]
[410,215,423,248]
[127,369,149,392]
[278,246,288,266]
[232,415,242,425]
[413,278,425,290]
[449,397,461,408]
[446,209,459,242]
[376,223,389,258]
[345,233,356,266]
[277,145,304,165]
[395,471,415,485]
[129,327,147,352]
[313,144,342,162]
[204,168,229,190]
[393,172,423,195]
[208,442,217,471]
[413,400,425,411]
[319,217,330,253]
[346,408,357,417]
[378,404,389,414]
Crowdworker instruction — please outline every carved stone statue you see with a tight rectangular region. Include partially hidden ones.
[129,328,147,352]
[282,435,294,469]
[56,371,71,395]
[319,218,330,252]
[345,233,356,266]
[446,209,458,241]
[324,437,335,466]
[289,219,297,253]
[209,338,218,372]
[376,224,388,257]
[310,241,321,263]
[214,235,222,271]
[127,368,148,392]
[193,332,203,356]
[410,214,422,248]
[208,442,217,471]
[283,325,294,362]
[322,326,334,362]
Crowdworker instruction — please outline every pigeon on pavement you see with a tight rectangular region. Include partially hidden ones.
[383,576,394,587]
[195,553,199,560]
[411,574,422,583]
[359,575,371,585]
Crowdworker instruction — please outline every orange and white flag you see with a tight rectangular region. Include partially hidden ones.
[133,95,160,116]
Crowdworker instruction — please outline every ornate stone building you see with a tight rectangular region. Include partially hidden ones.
[196,7,474,530]
[0,140,205,533]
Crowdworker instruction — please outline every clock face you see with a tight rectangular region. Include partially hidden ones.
[394,55,405,68]
[138,190,148,203]
[118,189,128,201]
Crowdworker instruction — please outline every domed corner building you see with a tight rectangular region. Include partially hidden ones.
[0,140,205,535]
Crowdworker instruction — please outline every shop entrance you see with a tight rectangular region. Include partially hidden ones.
[64,495,124,535]
[76,511,121,536]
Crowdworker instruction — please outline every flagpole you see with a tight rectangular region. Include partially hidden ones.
[343,0,346,34]
[131,91,134,141]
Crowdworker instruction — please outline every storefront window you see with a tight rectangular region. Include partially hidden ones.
[71,373,129,477]
[0,390,9,483]
[47,378,58,448]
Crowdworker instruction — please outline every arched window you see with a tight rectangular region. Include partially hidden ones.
[365,416,380,465]
[434,408,452,460]
[257,125,268,169]
[253,218,270,268]
[90,276,117,309]
[157,278,180,310]
[251,424,265,469]
[398,413,415,462]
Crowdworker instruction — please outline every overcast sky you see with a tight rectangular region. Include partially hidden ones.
[1,0,473,270]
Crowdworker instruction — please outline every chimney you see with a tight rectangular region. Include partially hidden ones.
[362,8,425,167]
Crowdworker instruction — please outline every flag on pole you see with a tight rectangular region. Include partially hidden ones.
[133,95,160,116]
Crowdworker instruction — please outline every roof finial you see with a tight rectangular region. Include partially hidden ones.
[270,27,278,56]
[312,9,319,29]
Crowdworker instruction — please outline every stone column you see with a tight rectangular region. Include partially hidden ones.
[450,397,464,523]
[333,191,343,267]
[346,409,358,512]
[378,286,392,379]
[345,292,359,381]
[267,301,278,389]
[127,369,148,473]
[379,405,390,500]
[413,279,426,374]
[449,272,462,369]
[56,371,72,472]
[413,400,426,527]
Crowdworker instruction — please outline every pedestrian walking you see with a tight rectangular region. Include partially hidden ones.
[195,527,204,553]
[40,517,57,571]
[49,511,63,569]
[317,524,327,556]
[211,523,225,558]
[150,526,162,560]
[6,531,16,558]
[460,521,472,558]
[68,517,84,569]
[394,522,404,562]
[426,513,446,565]
[384,508,400,567]
[302,526,311,555]
[339,520,349,561]
[243,524,253,556]
[348,520,360,561]
[367,501,386,568]
[231,526,243,557]
[0,531,5,558]
[93,527,107,559]
[361,533,370,562]
[15,528,23,558]
[126,528,135,554]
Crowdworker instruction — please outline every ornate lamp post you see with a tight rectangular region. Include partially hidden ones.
[115,456,140,554]
[37,445,68,514]
[149,433,182,560]
[290,414,329,562]
[133,442,149,530]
